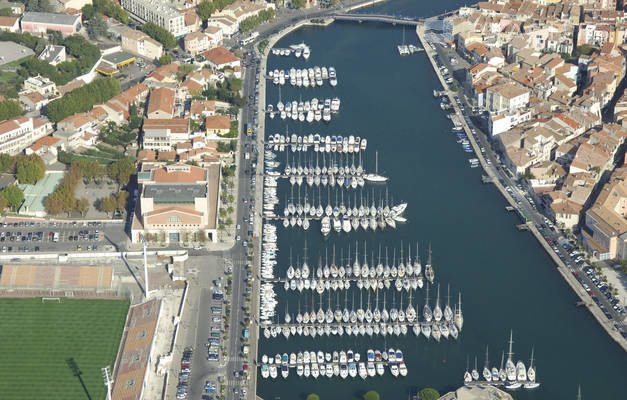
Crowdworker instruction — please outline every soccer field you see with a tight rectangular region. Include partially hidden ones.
[0,298,130,400]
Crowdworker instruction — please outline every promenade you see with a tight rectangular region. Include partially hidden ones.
[416,24,627,352]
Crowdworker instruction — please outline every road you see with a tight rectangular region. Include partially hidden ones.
[427,37,625,334]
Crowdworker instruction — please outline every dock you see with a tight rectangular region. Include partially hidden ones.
[481,175,494,183]
[516,224,530,231]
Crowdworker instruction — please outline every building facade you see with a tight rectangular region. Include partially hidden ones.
[121,29,163,60]
[131,163,220,243]
[120,0,186,37]
[0,117,50,155]
[20,12,81,37]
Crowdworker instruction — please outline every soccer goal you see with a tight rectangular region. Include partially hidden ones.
[41,297,61,303]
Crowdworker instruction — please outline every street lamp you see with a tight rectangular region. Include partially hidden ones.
[140,233,150,299]
[101,366,113,400]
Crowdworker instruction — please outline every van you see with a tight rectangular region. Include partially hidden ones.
[212,317,221,323]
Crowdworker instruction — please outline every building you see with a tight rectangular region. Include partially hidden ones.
[49,0,91,12]
[0,15,19,32]
[121,29,163,61]
[583,167,627,260]
[201,46,240,69]
[22,75,57,98]
[0,1,25,15]
[184,31,214,56]
[146,87,175,119]
[131,163,220,243]
[38,44,66,65]
[120,0,186,37]
[486,82,530,113]
[142,118,190,151]
[20,11,82,37]
[205,115,230,136]
[0,117,50,155]
[54,112,99,149]
[0,41,34,66]
[438,384,514,400]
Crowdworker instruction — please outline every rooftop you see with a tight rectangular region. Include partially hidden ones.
[21,11,80,25]
[144,184,207,203]
[0,41,34,65]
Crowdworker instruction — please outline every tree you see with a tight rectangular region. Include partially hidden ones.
[0,99,23,121]
[363,391,379,400]
[158,54,173,66]
[115,191,129,213]
[16,159,45,184]
[293,0,306,8]
[99,195,116,216]
[0,194,8,212]
[47,77,119,122]
[196,1,214,20]
[76,197,90,217]
[0,8,13,16]
[0,153,11,173]
[306,395,320,400]
[108,157,135,188]
[45,192,65,215]
[197,230,207,243]
[141,22,177,49]
[1,185,24,210]
[82,4,96,20]
[418,388,440,400]
[87,14,109,39]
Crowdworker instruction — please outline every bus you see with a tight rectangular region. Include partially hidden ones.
[240,31,259,46]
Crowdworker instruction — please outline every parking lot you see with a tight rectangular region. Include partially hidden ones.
[0,220,119,253]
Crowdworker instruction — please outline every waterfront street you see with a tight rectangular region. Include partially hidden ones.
[421,25,626,336]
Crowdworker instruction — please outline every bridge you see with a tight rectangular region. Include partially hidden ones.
[331,10,456,26]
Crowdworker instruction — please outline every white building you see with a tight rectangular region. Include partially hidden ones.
[0,117,50,155]
[121,0,186,37]
[486,82,530,113]
[489,110,532,136]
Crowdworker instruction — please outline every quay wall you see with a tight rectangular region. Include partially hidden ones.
[415,24,627,352]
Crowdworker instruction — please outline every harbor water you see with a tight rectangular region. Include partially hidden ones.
[258,0,627,398]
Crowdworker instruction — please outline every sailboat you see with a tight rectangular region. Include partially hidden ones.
[524,347,540,389]
[454,292,464,331]
[482,346,492,381]
[364,151,388,182]
[463,356,472,383]
[425,244,435,283]
[505,330,521,389]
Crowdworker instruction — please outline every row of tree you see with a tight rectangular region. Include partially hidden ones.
[196,0,237,21]
[0,100,23,122]
[307,389,440,400]
[239,9,276,33]
[98,191,128,217]
[47,77,120,123]
[43,157,135,216]
[0,153,46,184]
[19,35,101,86]
[44,162,88,216]
[0,185,24,212]
[141,22,177,50]
[82,0,129,23]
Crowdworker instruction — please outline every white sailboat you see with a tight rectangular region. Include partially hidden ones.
[364,151,388,182]
[524,347,540,388]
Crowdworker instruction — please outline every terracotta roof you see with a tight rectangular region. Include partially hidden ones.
[38,136,60,146]
[202,46,239,66]
[145,206,202,217]
[0,16,18,27]
[137,149,157,161]
[205,115,230,130]
[143,118,190,134]
[152,164,206,183]
[59,113,93,129]
[147,87,175,116]
[157,150,177,161]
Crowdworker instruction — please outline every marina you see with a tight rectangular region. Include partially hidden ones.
[463,332,540,390]
[257,2,627,399]
[259,348,408,380]
[271,42,312,59]
[267,65,337,87]
[267,97,340,122]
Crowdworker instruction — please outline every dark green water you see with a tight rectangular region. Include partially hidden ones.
[258,1,627,399]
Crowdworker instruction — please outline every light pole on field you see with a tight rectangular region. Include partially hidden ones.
[102,365,113,400]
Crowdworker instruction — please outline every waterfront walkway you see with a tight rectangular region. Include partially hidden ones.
[416,24,627,352]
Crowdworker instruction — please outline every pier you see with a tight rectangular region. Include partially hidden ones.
[516,224,530,231]
[481,175,494,183]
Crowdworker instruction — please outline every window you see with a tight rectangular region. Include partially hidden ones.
[168,216,182,223]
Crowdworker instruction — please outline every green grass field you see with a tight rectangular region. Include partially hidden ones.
[0,298,130,400]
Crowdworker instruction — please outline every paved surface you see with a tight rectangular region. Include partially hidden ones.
[418,24,626,348]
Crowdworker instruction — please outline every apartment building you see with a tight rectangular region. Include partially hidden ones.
[120,0,186,37]
[146,87,175,119]
[142,118,190,151]
[20,11,81,37]
[486,82,530,113]
[121,29,163,60]
[0,117,50,155]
